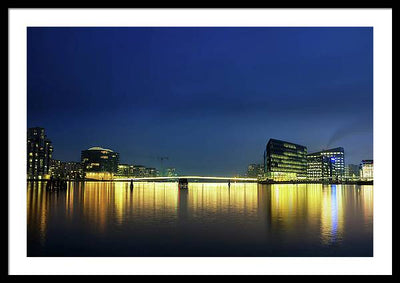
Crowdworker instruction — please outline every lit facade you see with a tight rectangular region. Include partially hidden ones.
[147,167,159,177]
[131,165,147,177]
[247,164,264,178]
[307,155,333,182]
[81,147,119,179]
[360,160,373,181]
[128,165,159,177]
[27,127,53,179]
[117,164,131,177]
[345,164,360,181]
[307,147,345,182]
[50,159,62,178]
[165,167,177,177]
[264,139,308,181]
[51,160,84,180]
[64,161,84,179]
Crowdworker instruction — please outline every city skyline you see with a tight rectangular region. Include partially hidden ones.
[27,127,371,177]
[28,27,373,176]
[27,126,371,180]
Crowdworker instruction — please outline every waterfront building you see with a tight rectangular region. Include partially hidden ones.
[307,147,345,182]
[63,161,84,180]
[117,164,131,177]
[50,159,63,179]
[345,164,360,181]
[129,165,159,177]
[146,167,159,177]
[131,165,147,177]
[165,167,177,177]
[129,165,135,176]
[81,147,119,180]
[264,139,308,181]
[247,164,264,178]
[27,127,53,179]
[307,155,333,182]
[360,160,373,181]
[51,159,85,180]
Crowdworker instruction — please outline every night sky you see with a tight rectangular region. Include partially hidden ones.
[27,27,373,176]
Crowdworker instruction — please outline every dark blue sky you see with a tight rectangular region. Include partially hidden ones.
[27,27,373,176]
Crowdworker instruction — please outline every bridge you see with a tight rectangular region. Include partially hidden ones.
[114,176,258,182]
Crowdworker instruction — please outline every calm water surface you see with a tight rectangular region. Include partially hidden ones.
[27,182,373,256]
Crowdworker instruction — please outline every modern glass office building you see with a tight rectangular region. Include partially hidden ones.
[307,155,333,182]
[307,147,345,181]
[247,163,264,178]
[27,127,53,179]
[360,160,373,181]
[264,139,308,181]
[81,147,119,179]
[115,164,159,178]
[50,160,84,180]
[165,168,177,177]
[117,164,131,177]
[345,164,360,181]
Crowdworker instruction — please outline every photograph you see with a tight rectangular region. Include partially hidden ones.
[7,7,393,276]
[26,26,374,257]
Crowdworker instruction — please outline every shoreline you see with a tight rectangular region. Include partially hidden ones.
[27,179,373,185]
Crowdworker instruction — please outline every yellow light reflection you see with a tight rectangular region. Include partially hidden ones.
[361,185,373,224]
[270,184,344,245]
[320,185,344,245]
[188,182,258,216]
[27,181,371,250]
[128,182,179,220]
[27,181,49,246]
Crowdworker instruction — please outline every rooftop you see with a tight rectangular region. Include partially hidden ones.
[87,146,114,152]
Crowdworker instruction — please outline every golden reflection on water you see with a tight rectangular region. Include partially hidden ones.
[81,182,180,230]
[65,183,74,220]
[270,184,345,244]
[28,182,373,250]
[27,181,50,246]
[127,182,179,221]
[360,185,373,223]
[188,183,258,215]
[320,185,344,245]
[267,184,373,246]
[270,184,318,237]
